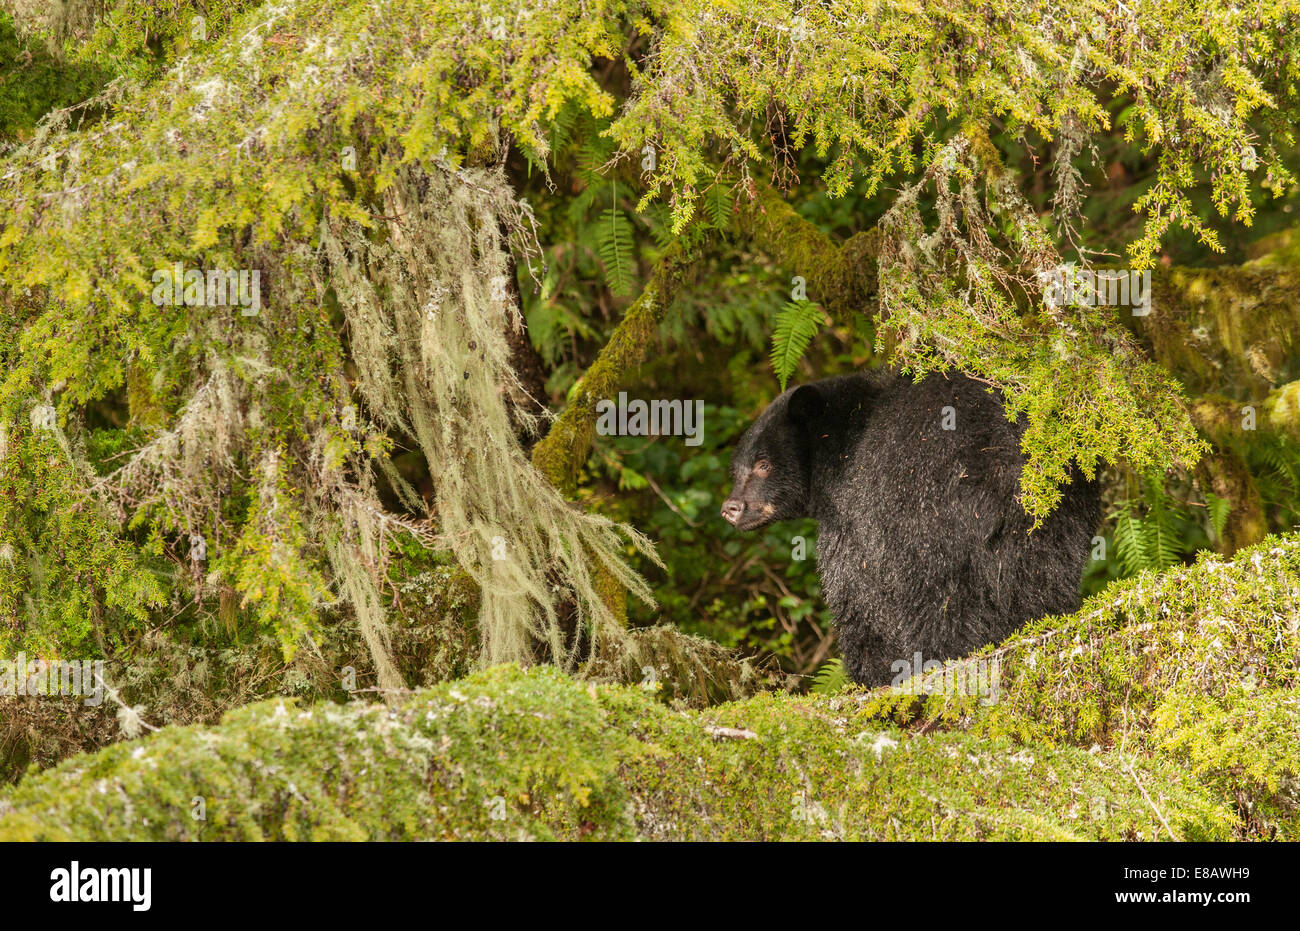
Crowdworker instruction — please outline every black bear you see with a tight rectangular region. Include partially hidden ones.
[721,371,1100,686]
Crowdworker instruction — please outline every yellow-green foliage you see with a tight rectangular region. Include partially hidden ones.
[0,0,660,670]
[876,134,1208,520]
[1,0,1297,668]
[1153,691,1300,834]
[73,2,261,78]
[0,664,1234,841]
[0,419,164,656]
[613,0,1298,257]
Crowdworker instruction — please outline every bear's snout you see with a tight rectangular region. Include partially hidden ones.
[720,499,744,525]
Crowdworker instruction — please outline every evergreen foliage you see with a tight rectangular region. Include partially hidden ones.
[2,1,1300,825]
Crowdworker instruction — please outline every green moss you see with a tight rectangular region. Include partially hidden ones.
[1189,396,1269,552]
[0,664,1234,841]
[734,179,880,325]
[1152,691,1300,838]
[1143,265,1300,400]
[386,563,478,687]
[917,536,1300,744]
[585,624,796,707]
[850,533,1300,836]
[1266,379,1300,440]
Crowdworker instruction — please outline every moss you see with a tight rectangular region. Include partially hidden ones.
[1244,227,1300,264]
[735,178,880,325]
[958,537,1296,740]
[531,238,701,497]
[1152,691,1300,838]
[0,664,1233,841]
[1189,395,1269,552]
[1265,379,1300,441]
[585,624,796,708]
[1141,265,1300,399]
[855,533,1300,836]
[124,361,166,429]
[589,550,628,629]
[387,564,479,687]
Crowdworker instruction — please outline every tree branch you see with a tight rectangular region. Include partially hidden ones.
[735,178,881,323]
[531,237,704,496]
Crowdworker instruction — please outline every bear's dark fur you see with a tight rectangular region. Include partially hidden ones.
[721,371,1100,686]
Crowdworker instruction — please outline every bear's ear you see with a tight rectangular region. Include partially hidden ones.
[787,384,826,426]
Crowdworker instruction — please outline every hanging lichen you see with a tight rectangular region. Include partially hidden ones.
[321,163,659,669]
[874,132,1208,520]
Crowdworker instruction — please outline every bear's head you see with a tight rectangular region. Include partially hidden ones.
[721,383,826,531]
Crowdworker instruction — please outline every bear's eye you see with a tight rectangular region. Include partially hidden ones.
[753,459,772,477]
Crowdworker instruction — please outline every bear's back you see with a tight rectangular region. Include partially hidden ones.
[809,372,1098,684]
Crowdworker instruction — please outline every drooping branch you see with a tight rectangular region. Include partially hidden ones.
[530,238,706,497]
[739,176,1300,417]
[735,179,880,322]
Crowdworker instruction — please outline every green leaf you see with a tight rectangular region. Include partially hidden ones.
[811,658,850,695]
[596,205,635,296]
[769,300,825,391]
[703,180,732,231]
[1205,492,1231,542]
[1113,500,1149,576]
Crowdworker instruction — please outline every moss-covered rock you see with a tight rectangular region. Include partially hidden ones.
[0,664,1233,841]
[889,536,1300,740]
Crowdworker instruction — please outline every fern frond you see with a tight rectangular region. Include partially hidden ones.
[545,101,581,156]
[1113,500,1150,576]
[1205,491,1231,542]
[646,204,676,249]
[1144,477,1183,568]
[769,300,825,391]
[703,180,732,231]
[596,206,635,296]
[573,128,616,191]
[811,658,850,695]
